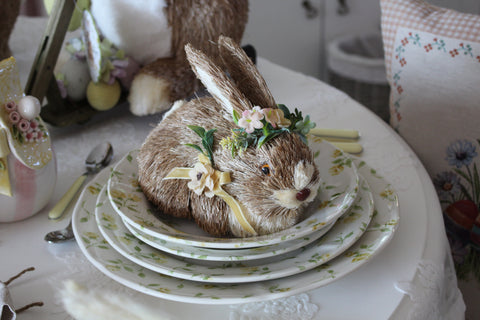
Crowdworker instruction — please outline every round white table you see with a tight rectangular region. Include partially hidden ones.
[0,16,464,320]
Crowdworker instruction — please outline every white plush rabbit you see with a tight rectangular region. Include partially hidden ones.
[90,0,249,116]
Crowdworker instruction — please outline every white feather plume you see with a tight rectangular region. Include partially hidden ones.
[61,280,171,320]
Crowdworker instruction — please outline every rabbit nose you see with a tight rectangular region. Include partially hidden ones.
[296,188,311,201]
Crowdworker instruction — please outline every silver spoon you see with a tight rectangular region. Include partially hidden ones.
[45,219,74,243]
[44,142,114,243]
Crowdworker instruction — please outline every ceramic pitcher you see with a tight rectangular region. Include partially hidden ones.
[0,57,56,222]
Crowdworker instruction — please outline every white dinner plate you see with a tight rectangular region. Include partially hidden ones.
[95,174,372,283]
[123,217,335,261]
[106,140,359,249]
[73,156,398,304]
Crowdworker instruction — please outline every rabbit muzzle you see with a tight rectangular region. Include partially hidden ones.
[273,186,318,209]
[272,161,319,209]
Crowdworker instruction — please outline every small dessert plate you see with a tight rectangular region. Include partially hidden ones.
[107,140,359,249]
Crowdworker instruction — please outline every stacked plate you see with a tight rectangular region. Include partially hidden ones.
[72,140,399,304]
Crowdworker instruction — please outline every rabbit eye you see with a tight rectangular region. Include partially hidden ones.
[261,164,271,176]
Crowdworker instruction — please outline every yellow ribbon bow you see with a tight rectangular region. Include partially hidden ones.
[164,154,257,236]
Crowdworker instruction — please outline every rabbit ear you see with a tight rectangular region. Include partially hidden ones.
[218,36,276,109]
[185,43,252,117]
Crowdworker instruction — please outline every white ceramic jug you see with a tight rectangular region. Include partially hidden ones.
[0,57,56,222]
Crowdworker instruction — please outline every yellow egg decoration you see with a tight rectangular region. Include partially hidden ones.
[86,80,121,111]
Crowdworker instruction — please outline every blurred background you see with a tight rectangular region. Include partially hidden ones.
[16,0,480,121]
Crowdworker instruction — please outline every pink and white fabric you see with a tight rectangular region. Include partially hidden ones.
[380,0,480,318]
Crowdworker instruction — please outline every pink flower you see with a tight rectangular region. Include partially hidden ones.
[238,106,264,133]
[112,57,140,89]
[262,108,291,128]
[5,101,17,112]
[57,79,67,99]
[24,131,36,142]
[36,131,44,140]
[29,120,38,130]
[9,111,20,124]
[18,119,30,132]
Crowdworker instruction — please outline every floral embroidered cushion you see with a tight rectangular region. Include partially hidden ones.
[380,0,480,316]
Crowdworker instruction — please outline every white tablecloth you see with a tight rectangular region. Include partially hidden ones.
[0,16,465,319]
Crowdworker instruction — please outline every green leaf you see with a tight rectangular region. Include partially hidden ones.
[474,163,480,202]
[257,131,284,149]
[115,49,125,60]
[257,135,268,149]
[277,104,290,118]
[454,168,471,183]
[204,129,217,149]
[187,125,206,138]
[459,183,473,201]
[202,141,214,164]
[184,143,203,154]
[232,109,241,124]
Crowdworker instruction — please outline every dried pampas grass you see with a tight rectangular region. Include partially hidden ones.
[61,280,171,320]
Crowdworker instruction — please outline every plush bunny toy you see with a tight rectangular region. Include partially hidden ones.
[137,36,320,238]
[89,0,249,116]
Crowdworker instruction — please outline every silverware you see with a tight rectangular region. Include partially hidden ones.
[44,142,114,243]
[44,220,74,243]
[48,142,114,220]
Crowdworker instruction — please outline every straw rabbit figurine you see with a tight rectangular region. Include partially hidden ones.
[137,36,320,238]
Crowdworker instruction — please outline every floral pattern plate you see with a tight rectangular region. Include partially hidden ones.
[107,140,359,249]
[123,217,335,261]
[95,175,372,283]
[72,157,398,303]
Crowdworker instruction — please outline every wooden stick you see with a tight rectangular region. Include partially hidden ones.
[16,302,44,313]
[4,267,34,286]
[25,0,75,101]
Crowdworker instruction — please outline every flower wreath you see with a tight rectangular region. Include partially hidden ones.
[189,104,315,163]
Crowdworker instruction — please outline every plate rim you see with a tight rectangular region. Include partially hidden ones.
[122,216,336,261]
[95,178,372,283]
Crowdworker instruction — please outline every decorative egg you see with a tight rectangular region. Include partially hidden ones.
[60,58,91,101]
[17,96,41,120]
[86,79,121,111]
[445,199,479,230]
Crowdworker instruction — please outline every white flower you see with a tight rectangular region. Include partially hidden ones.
[187,162,218,197]
[238,106,264,133]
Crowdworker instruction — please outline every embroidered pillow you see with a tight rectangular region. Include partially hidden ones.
[380,0,479,315]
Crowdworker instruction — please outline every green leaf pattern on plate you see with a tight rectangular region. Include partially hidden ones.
[94,173,373,283]
[71,145,399,304]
